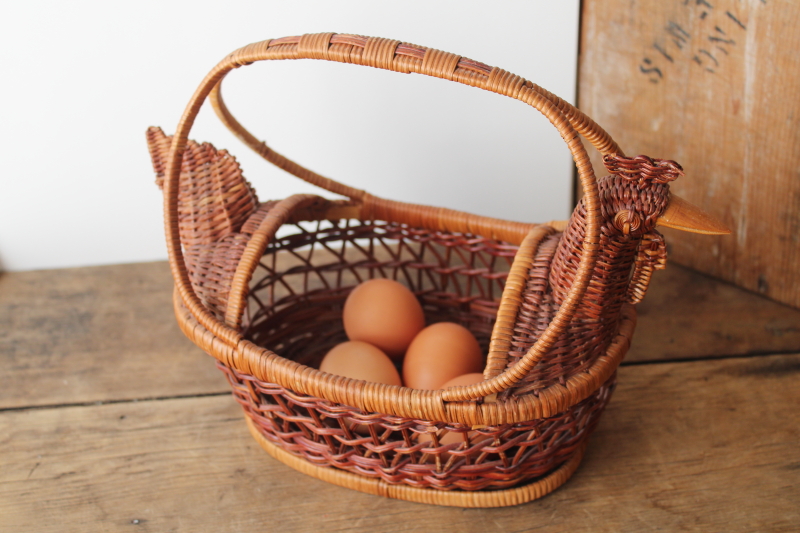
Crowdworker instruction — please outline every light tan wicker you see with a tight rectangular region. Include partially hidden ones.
[147,33,729,507]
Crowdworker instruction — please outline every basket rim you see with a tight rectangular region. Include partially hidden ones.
[174,286,635,427]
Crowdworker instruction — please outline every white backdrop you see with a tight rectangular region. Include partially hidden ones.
[0,1,580,272]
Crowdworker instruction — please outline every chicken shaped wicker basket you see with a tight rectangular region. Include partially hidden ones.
[147,33,729,508]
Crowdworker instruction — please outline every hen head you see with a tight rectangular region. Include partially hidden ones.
[599,154,730,237]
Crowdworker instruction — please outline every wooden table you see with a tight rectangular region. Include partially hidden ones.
[1,261,798,532]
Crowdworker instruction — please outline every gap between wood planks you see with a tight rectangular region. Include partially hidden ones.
[620,348,800,366]
[0,390,231,414]
[4,350,796,414]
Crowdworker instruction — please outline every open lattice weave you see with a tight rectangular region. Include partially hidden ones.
[234,219,621,490]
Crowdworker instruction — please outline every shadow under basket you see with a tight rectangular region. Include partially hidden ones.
[155,32,647,507]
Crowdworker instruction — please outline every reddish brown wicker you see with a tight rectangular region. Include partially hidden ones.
[147,33,726,507]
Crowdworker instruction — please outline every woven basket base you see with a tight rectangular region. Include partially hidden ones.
[245,416,587,508]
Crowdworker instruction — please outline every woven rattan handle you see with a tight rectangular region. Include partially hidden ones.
[208,35,623,201]
[163,34,608,401]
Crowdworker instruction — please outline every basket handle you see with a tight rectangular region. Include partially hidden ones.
[163,34,608,397]
[208,34,623,201]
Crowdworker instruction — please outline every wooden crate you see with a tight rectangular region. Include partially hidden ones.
[578,0,800,308]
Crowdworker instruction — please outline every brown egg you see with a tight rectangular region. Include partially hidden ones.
[440,372,486,389]
[319,341,402,386]
[343,279,425,361]
[319,341,400,437]
[402,322,484,390]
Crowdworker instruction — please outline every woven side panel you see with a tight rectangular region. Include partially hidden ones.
[484,226,555,380]
[145,127,259,248]
[500,226,636,397]
[184,233,250,320]
[147,127,272,321]
[222,360,615,491]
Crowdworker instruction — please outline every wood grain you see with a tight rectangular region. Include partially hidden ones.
[0,262,228,410]
[629,264,800,361]
[2,259,799,411]
[579,0,800,309]
[2,354,797,532]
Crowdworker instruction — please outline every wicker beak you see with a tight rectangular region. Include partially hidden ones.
[657,194,731,235]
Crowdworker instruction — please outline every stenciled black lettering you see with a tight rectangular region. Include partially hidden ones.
[709,35,735,45]
[654,43,674,62]
[640,61,664,81]
[699,49,719,66]
[726,11,747,30]
[667,20,691,40]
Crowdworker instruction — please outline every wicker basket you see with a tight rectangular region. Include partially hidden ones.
[147,33,710,507]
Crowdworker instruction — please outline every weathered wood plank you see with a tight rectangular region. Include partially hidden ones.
[2,354,797,532]
[2,260,799,410]
[579,0,800,309]
[0,262,228,410]
[630,264,800,361]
